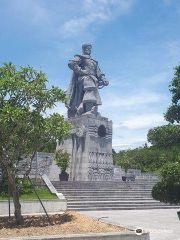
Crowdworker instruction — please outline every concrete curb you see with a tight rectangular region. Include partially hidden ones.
[0,232,150,240]
[0,199,67,216]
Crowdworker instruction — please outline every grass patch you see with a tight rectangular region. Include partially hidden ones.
[21,188,58,200]
[0,180,58,200]
[0,188,58,200]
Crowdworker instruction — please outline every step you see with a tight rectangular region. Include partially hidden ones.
[60,193,152,197]
[56,189,152,192]
[67,202,169,207]
[50,180,179,212]
[52,184,158,188]
[68,205,180,211]
[52,180,159,183]
[58,193,152,196]
[56,187,155,189]
[66,197,153,201]
[67,200,160,204]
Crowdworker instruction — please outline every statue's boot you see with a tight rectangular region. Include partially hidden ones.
[83,102,93,112]
[77,103,84,115]
[91,106,101,117]
[83,103,101,117]
[82,102,95,116]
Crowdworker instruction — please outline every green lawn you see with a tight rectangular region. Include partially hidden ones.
[0,188,58,200]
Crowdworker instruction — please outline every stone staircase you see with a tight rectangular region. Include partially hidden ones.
[51,180,180,211]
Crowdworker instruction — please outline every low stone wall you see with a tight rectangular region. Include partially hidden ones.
[0,199,67,216]
[0,232,150,240]
[17,152,60,181]
[135,173,159,180]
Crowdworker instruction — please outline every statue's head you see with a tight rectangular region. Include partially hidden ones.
[82,43,92,56]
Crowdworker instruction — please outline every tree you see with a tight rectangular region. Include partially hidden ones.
[0,63,71,224]
[147,124,180,148]
[165,64,180,123]
[112,149,119,165]
[54,149,70,174]
[40,141,57,153]
[113,143,180,173]
[148,63,180,204]
[120,155,135,172]
[152,162,180,204]
[147,63,180,148]
[147,64,180,149]
[115,152,137,171]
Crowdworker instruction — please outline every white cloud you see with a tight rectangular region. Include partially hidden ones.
[139,72,171,85]
[60,13,108,38]
[166,41,180,58]
[163,0,175,6]
[59,0,134,38]
[110,77,131,87]
[9,0,52,28]
[112,136,148,151]
[4,0,135,48]
[120,113,166,129]
[102,90,167,109]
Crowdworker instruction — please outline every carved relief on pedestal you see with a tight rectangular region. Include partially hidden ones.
[88,152,114,181]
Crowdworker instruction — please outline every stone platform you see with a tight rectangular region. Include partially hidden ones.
[57,114,114,181]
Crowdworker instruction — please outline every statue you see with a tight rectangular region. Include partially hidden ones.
[58,43,114,181]
[66,43,109,118]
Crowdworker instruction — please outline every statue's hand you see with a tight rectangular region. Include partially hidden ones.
[98,79,109,89]
[104,80,109,86]
[100,75,109,86]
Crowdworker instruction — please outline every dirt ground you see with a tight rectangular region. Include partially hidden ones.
[0,211,127,238]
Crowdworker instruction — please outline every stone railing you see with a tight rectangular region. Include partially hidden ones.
[135,173,159,180]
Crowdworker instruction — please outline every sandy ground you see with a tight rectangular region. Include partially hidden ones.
[0,211,126,238]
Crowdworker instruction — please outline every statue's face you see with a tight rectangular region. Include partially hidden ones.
[83,46,92,55]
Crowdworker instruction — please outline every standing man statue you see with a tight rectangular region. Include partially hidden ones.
[66,43,109,118]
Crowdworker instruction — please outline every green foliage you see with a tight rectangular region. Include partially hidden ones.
[0,62,71,175]
[0,179,57,200]
[152,163,180,204]
[147,124,180,148]
[118,155,136,172]
[54,149,70,174]
[40,141,56,153]
[0,179,33,198]
[18,188,58,200]
[159,162,180,184]
[112,149,117,165]
[113,145,180,173]
[0,178,8,197]
[147,63,180,204]
[0,62,71,223]
[165,64,180,123]
[113,147,147,172]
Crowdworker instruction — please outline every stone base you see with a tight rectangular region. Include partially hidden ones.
[57,114,114,181]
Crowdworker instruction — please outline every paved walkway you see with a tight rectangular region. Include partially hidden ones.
[80,209,180,240]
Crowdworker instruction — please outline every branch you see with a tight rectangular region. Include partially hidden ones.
[18,148,37,190]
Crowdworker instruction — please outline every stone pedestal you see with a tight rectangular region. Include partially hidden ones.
[57,114,114,181]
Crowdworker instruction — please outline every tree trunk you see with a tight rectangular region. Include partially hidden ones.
[0,167,7,191]
[7,166,24,225]
[1,167,6,183]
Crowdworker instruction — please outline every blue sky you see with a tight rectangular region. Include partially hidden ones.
[0,0,180,151]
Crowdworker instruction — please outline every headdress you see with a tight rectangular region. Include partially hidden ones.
[82,43,92,50]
